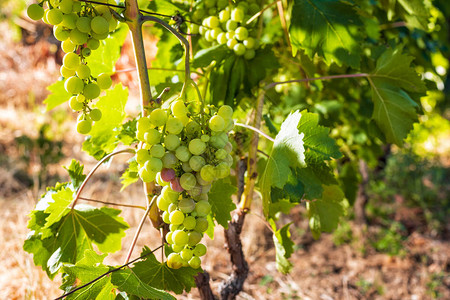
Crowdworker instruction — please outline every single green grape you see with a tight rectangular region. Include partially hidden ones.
[65,76,84,94]
[235,27,249,41]
[27,4,44,21]
[108,17,118,31]
[189,155,206,172]
[162,152,178,168]
[175,146,191,162]
[172,229,189,245]
[185,121,201,136]
[83,83,101,99]
[180,248,194,261]
[136,148,151,164]
[183,215,197,230]
[178,198,196,214]
[180,173,197,191]
[77,119,92,134]
[227,38,238,50]
[97,73,112,90]
[63,52,80,70]
[59,0,73,14]
[150,144,165,158]
[193,243,207,257]
[189,139,206,155]
[145,157,163,173]
[53,26,69,41]
[61,40,76,53]
[150,108,168,127]
[219,10,230,23]
[157,195,171,211]
[215,162,230,178]
[69,28,88,45]
[89,108,102,121]
[61,13,77,30]
[81,48,91,57]
[76,64,91,79]
[231,7,244,22]
[217,32,227,44]
[138,166,156,182]
[87,38,100,51]
[164,134,181,151]
[76,17,91,33]
[167,253,183,269]
[60,65,75,78]
[69,96,83,111]
[200,164,215,182]
[171,100,187,118]
[188,256,201,269]
[195,201,211,217]
[244,49,256,60]
[91,16,109,34]
[209,115,226,131]
[233,43,246,56]
[46,9,63,25]
[188,231,203,246]
[166,116,184,135]
[218,105,233,120]
[243,37,255,49]
[137,117,151,131]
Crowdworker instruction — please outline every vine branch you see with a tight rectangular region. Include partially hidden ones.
[265,73,369,90]
[70,148,135,210]
[235,122,275,142]
[78,197,146,210]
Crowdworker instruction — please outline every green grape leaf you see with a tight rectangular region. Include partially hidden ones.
[261,111,306,216]
[64,159,86,189]
[225,57,246,106]
[43,80,71,111]
[120,159,139,191]
[245,46,280,89]
[132,247,201,294]
[289,0,363,68]
[298,110,342,162]
[270,221,294,274]
[380,0,432,31]
[307,185,345,239]
[146,0,187,15]
[85,23,128,77]
[82,84,128,159]
[368,47,425,146]
[60,250,116,300]
[210,55,235,106]
[208,178,237,228]
[111,269,176,300]
[192,44,229,68]
[24,193,129,277]
[205,214,215,240]
[338,162,360,205]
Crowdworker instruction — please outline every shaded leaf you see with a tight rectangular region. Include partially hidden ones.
[64,159,86,190]
[208,178,237,228]
[270,221,294,274]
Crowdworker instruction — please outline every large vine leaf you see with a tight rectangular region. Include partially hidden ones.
[307,185,346,239]
[24,187,129,276]
[368,47,426,146]
[132,247,201,294]
[208,178,237,228]
[289,0,363,68]
[82,84,128,159]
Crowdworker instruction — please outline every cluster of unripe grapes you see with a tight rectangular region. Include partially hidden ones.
[27,0,116,134]
[190,0,260,60]
[135,101,234,268]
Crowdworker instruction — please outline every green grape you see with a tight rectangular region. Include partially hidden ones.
[210,132,228,148]
[216,0,228,9]
[165,231,173,243]
[196,172,211,186]
[190,23,199,34]
[169,223,180,232]
[83,83,101,99]
[224,142,233,153]
[189,139,206,155]
[200,134,210,143]
[170,210,185,226]
[91,16,109,34]
[136,148,151,164]
[164,134,181,151]
[61,40,76,53]
[150,144,165,158]
[53,26,69,41]
[69,96,83,111]
[162,152,178,168]
[162,211,170,223]
[157,195,171,211]
[237,2,249,14]
[243,37,255,49]
[59,0,73,14]
[180,173,197,191]
[89,108,102,121]
[76,17,91,33]
[180,248,193,261]
[62,13,78,30]
[182,161,193,173]
[217,32,227,44]
[77,119,92,134]
[211,28,222,39]
[226,20,238,31]
[215,162,230,178]
[248,3,259,15]
[187,184,202,198]
[172,229,189,245]
[63,52,80,70]
[150,108,168,127]
[179,198,196,213]
[65,76,84,94]
[195,201,211,217]
[188,256,201,269]
[87,38,100,51]
[193,243,207,257]
[145,157,163,173]
[72,1,81,12]
[69,28,88,45]
[194,217,208,233]
[218,105,233,120]
[235,27,249,41]
[46,9,63,25]
[231,8,244,22]
[244,49,255,60]
[200,165,215,182]
[175,146,191,162]
[209,115,225,131]
[76,64,91,79]
[171,100,187,118]
[108,17,118,31]
[167,203,177,213]
[60,65,75,78]
[144,128,161,144]
[215,148,227,160]
[167,253,183,269]
[199,25,207,35]
[227,38,238,50]
[206,15,220,28]
[91,31,109,40]
[192,8,205,22]
[188,231,203,246]
[185,121,201,136]
[81,48,91,57]
[166,117,184,135]
[96,5,112,19]
[225,30,235,40]
[204,0,216,8]
[172,244,185,253]
[138,166,156,182]
[76,94,85,103]
[208,8,217,15]
[137,116,151,131]
[156,172,169,186]
[27,4,44,21]
[233,43,246,56]
[219,10,230,23]
[189,156,206,172]
[97,73,112,89]
[183,216,196,230]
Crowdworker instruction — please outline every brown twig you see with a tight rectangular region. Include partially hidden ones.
[78,197,146,210]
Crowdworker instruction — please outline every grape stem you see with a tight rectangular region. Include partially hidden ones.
[265,73,370,89]
[54,245,163,300]
[235,122,275,142]
[246,0,280,25]
[70,148,135,210]
[78,197,146,210]
[124,196,157,264]
[140,15,191,100]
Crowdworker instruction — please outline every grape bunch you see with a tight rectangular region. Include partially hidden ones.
[27,0,116,134]
[190,0,260,60]
[135,101,234,268]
